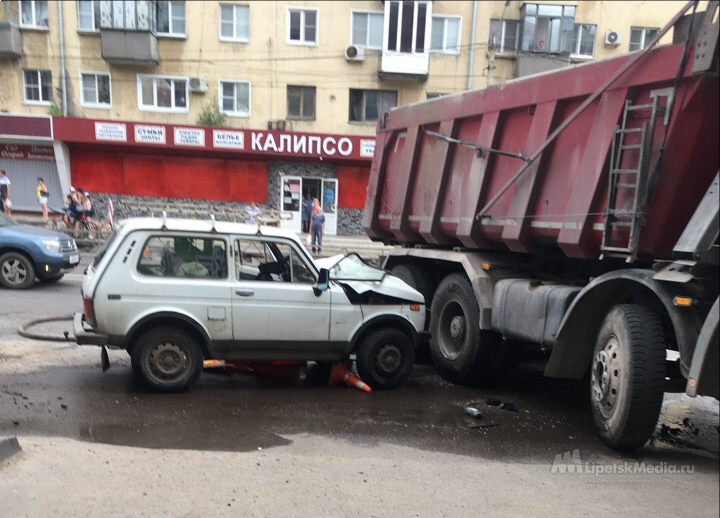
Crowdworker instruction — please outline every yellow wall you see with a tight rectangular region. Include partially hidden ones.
[0,1,697,136]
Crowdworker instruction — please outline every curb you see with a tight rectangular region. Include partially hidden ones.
[0,437,22,463]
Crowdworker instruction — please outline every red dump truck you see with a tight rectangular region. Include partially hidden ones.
[363,2,719,449]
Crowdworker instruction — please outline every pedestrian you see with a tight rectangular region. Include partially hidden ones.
[301,194,312,233]
[245,201,262,225]
[63,186,76,226]
[0,169,11,216]
[70,186,85,237]
[310,204,325,254]
[36,177,49,222]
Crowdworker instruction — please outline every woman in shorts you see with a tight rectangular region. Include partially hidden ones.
[36,177,49,222]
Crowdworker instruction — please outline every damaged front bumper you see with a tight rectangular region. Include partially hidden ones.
[73,311,109,346]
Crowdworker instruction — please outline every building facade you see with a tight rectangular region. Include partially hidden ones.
[0,1,692,233]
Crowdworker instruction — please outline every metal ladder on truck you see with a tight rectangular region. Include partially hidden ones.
[601,97,661,261]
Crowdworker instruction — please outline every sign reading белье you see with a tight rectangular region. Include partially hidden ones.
[213,130,244,149]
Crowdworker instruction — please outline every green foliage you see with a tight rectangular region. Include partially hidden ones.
[47,101,64,117]
[196,94,226,127]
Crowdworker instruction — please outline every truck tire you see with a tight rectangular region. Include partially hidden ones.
[390,264,435,363]
[590,304,666,450]
[429,273,506,384]
[356,328,415,390]
[0,252,36,289]
[131,327,203,393]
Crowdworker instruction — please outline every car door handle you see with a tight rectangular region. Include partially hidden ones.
[235,290,254,297]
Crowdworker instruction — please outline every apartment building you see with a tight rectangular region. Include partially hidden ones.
[0,1,691,234]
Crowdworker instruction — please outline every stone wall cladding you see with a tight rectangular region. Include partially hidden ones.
[338,208,364,235]
[266,161,335,209]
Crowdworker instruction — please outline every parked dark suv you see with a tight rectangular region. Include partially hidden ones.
[0,213,79,289]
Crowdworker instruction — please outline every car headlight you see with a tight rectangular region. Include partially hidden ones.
[43,239,61,253]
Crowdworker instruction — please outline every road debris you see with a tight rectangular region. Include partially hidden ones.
[464,406,483,420]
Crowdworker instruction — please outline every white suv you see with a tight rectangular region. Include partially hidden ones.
[74,217,425,392]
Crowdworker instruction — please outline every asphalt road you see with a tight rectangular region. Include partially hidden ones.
[0,262,718,517]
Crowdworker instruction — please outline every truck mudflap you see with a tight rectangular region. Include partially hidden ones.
[686,297,719,399]
[73,311,109,346]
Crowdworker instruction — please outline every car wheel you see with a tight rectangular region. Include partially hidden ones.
[131,327,203,393]
[429,273,509,385]
[356,328,415,390]
[591,304,666,450]
[0,252,36,289]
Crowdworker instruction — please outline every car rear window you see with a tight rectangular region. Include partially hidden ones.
[137,235,228,279]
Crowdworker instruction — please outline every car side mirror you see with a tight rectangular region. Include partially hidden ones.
[313,268,329,297]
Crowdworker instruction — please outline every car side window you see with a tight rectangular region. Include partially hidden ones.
[137,235,227,279]
[234,238,315,284]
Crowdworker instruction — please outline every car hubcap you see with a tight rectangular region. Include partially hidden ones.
[375,343,402,376]
[592,336,621,418]
[2,259,27,285]
[147,342,189,382]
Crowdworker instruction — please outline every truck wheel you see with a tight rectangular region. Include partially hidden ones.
[0,252,36,289]
[591,304,666,449]
[390,264,435,364]
[430,274,506,384]
[356,328,415,390]
[131,327,203,393]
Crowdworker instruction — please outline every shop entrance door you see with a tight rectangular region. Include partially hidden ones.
[321,178,338,236]
[279,176,302,233]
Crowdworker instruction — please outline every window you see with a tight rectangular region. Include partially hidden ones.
[220,4,249,41]
[100,0,154,30]
[234,238,315,284]
[629,27,659,51]
[351,10,383,49]
[137,75,188,112]
[571,24,596,57]
[80,72,111,107]
[386,1,429,53]
[426,92,445,100]
[23,70,52,104]
[287,86,316,120]
[156,1,185,36]
[520,4,576,52]
[219,80,250,116]
[20,1,48,28]
[287,7,317,45]
[138,236,228,279]
[349,89,397,123]
[430,15,460,53]
[77,1,101,31]
[489,19,520,52]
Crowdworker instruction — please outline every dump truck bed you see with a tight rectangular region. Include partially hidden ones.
[363,41,719,261]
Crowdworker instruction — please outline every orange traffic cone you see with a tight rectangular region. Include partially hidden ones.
[329,362,372,393]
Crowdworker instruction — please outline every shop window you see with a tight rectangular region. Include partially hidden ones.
[20,1,48,28]
[430,15,460,54]
[571,24,596,58]
[80,72,111,108]
[77,1,101,31]
[156,1,185,36]
[287,86,316,120]
[219,80,250,117]
[349,89,397,123]
[138,236,228,279]
[23,70,52,104]
[520,3,576,52]
[351,10,383,49]
[137,75,188,112]
[220,4,249,42]
[629,27,659,51]
[489,19,520,52]
[287,7,317,46]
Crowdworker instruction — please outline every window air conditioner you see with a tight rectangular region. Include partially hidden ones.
[604,30,622,46]
[344,44,366,61]
[189,76,208,93]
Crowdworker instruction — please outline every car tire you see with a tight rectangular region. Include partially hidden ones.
[356,328,415,390]
[429,273,508,385]
[0,252,36,289]
[131,327,203,393]
[390,264,435,364]
[590,304,666,450]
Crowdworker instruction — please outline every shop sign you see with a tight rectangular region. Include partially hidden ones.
[0,144,55,162]
[95,122,127,142]
[360,139,376,157]
[174,127,205,147]
[135,125,166,144]
[213,130,244,149]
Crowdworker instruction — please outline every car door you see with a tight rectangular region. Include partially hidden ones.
[228,236,342,360]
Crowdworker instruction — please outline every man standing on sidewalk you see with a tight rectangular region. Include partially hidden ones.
[0,169,10,215]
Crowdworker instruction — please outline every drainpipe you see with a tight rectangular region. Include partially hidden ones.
[467,0,478,90]
[58,0,67,116]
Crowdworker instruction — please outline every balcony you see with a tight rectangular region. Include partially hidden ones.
[0,22,22,60]
[378,51,429,81]
[515,52,571,78]
[101,29,158,66]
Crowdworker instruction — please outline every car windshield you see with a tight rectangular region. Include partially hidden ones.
[0,213,18,227]
[329,253,386,282]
